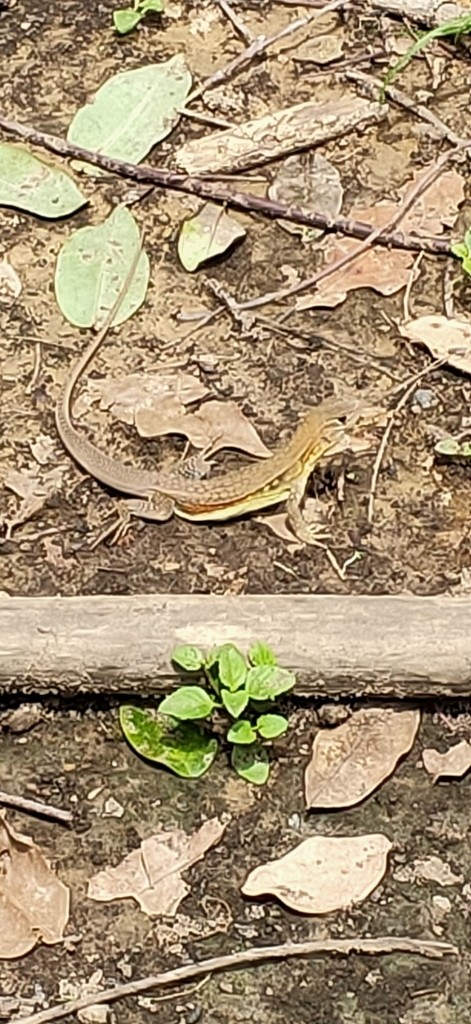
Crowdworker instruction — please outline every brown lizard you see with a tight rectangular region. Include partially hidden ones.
[55,241,358,543]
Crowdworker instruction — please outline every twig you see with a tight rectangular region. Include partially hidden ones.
[367,357,446,524]
[0,116,456,257]
[215,0,254,44]
[187,0,346,103]
[0,789,73,824]
[25,341,41,395]
[345,68,464,146]
[15,935,457,1024]
[403,251,424,321]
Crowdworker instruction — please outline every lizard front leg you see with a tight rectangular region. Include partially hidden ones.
[286,477,329,546]
[125,493,175,522]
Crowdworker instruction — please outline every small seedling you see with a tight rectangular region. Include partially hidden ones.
[120,642,295,785]
[113,0,164,35]
[452,227,471,278]
[382,14,471,94]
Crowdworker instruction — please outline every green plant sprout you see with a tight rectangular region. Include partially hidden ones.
[120,642,295,785]
[382,13,471,94]
[113,0,164,36]
[452,227,471,278]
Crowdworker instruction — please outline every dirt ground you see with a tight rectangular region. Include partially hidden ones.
[2,1,471,1022]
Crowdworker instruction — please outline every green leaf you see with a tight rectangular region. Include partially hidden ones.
[435,437,471,458]
[140,0,165,11]
[120,705,217,778]
[246,665,295,701]
[113,8,142,33]
[256,713,288,739]
[68,56,192,170]
[159,685,215,720]
[171,644,205,672]
[0,143,86,218]
[221,688,249,719]
[248,642,277,667]
[232,744,270,785]
[452,243,468,260]
[177,203,246,273]
[227,720,257,745]
[218,644,247,692]
[55,205,149,329]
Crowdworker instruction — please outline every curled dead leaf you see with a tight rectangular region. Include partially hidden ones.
[242,833,392,914]
[305,707,420,809]
[400,315,471,376]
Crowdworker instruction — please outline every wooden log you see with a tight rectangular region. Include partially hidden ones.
[0,594,470,699]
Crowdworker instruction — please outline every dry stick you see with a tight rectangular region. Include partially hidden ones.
[15,936,456,1024]
[0,789,73,824]
[345,68,464,146]
[187,0,346,103]
[0,116,454,256]
[215,0,254,44]
[403,251,424,321]
[367,357,446,524]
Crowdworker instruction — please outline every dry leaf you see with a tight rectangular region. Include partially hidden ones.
[175,96,386,175]
[395,855,463,887]
[400,315,471,375]
[423,740,471,782]
[0,814,69,959]
[89,371,209,425]
[0,259,21,303]
[305,708,420,809]
[87,818,226,916]
[268,152,343,241]
[242,833,392,914]
[178,202,246,272]
[137,399,271,458]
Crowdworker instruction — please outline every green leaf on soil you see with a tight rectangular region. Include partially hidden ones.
[159,686,215,720]
[171,645,205,672]
[120,705,217,778]
[218,644,247,692]
[248,642,278,667]
[54,205,149,328]
[0,143,86,218]
[231,744,270,785]
[68,56,191,169]
[227,720,257,745]
[246,665,295,701]
[113,9,142,34]
[256,713,288,739]
[221,688,249,719]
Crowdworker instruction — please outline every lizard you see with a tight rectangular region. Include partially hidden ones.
[55,239,360,544]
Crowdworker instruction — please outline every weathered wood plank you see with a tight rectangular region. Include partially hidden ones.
[0,594,470,698]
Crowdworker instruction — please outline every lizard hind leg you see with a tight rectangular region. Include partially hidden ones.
[125,494,175,523]
[286,478,329,547]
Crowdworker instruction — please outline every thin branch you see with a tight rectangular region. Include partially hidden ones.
[15,935,457,1024]
[345,68,464,146]
[0,116,457,257]
[215,0,254,44]
[0,789,73,824]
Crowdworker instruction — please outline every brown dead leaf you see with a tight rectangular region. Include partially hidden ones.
[89,371,208,426]
[305,707,420,809]
[423,740,471,782]
[87,818,226,916]
[268,152,343,241]
[242,833,392,914]
[400,315,471,375]
[0,814,69,959]
[137,399,271,458]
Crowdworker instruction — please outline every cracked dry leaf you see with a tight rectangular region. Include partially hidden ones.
[87,817,227,916]
[305,707,420,809]
[0,814,69,959]
[395,855,463,887]
[242,833,392,914]
[399,315,471,375]
[423,740,471,782]
[178,202,246,272]
[137,399,271,458]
